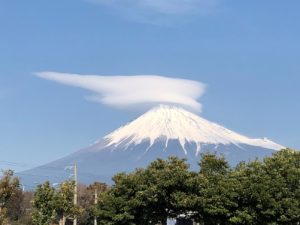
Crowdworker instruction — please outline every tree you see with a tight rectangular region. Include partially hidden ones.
[263,149,300,224]
[5,183,23,222]
[139,157,193,225]
[95,157,193,225]
[229,160,268,225]
[95,172,141,225]
[229,149,300,225]
[17,191,34,225]
[32,181,57,225]
[0,170,22,225]
[56,180,82,225]
[192,153,238,225]
[32,180,82,225]
[76,183,93,225]
[0,208,8,225]
[68,149,300,225]
[76,182,108,225]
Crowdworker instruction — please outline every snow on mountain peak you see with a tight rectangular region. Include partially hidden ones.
[104,105,284,155]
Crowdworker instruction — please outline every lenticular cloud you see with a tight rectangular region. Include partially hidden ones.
[34,72,205,112]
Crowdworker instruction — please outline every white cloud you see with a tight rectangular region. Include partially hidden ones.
[34,72,205,112]
[86,0,219,24]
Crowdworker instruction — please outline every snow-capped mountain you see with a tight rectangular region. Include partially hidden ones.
[20,105,284,186]
[102,105,283,154]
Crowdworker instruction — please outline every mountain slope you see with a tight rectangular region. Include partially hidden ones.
[20,105,284,186]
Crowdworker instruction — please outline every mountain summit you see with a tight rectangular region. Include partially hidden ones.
[21,105,284,186]
[102,105,283,155]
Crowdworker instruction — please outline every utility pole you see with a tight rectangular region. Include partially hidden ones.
[94,189,98,225]
[73,163,78,225]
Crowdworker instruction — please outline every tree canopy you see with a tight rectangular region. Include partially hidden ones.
[94,149,300,225]
[1,148,299,225]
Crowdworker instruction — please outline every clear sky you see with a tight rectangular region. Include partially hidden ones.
[0,0,299,171]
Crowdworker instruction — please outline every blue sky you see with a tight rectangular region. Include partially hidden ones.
[0,0,299,171]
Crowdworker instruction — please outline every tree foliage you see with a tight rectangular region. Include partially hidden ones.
[95,149,300,225]
[0,170,22,225]
[95,157,195,225]
[76,182,108,225]
[229,149,300,225]
[56,180,78,223]
[32,181,57,225]
[1,148,300,225]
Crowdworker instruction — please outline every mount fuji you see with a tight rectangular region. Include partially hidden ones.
[20,105,284,186]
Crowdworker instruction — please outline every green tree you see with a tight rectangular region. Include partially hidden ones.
[229,160,268,225]
[92,150,300,225]
[56,180,82,225]
[32,181,57,225]
[230,149,300,225]
[95,172,142,225]
[95,157,193,225]
[139,157,192,224]
[264,149,300,224]
[192,153,238,225]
